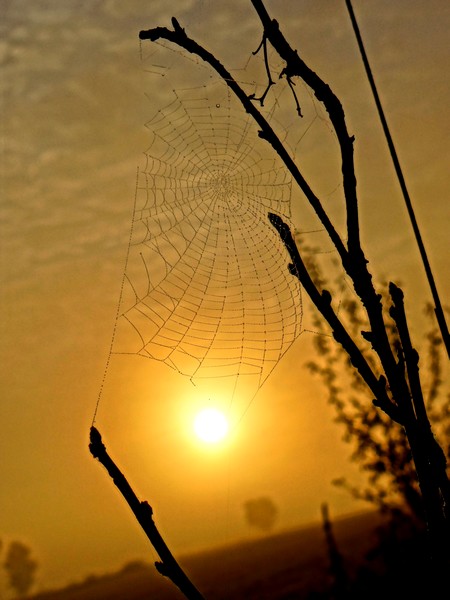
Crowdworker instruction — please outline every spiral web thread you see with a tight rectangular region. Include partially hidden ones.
[110,79,303,395]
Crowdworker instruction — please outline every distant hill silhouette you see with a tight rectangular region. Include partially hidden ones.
[27,510,389,600]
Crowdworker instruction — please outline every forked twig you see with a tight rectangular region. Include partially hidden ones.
[89,427,205,600]
[250,30,303,116]
[280,67,303,117]
[249,33,275,106]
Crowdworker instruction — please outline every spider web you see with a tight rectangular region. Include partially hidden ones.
[111,77,303,395]
[96,33,348,415]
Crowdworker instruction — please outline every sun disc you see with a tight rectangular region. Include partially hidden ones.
[193,408,229,444]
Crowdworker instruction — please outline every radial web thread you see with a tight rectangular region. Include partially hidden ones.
[111,82,303,394]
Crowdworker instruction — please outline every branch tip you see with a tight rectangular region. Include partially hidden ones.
[171,17,185,34]
[89,426,105,459]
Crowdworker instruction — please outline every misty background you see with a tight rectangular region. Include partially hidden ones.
[1,0,449,593]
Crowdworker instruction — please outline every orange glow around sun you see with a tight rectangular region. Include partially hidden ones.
[193,408,230,444]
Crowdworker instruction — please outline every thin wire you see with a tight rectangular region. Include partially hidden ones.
[345,0,450,359]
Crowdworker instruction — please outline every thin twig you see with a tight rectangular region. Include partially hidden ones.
[389,285,450,527]
[279,68,303,117]
[249,33,275,106]
[139,18,348,264]
[268,212,400,423]
[249,0,360,257]
[251,28,303,116]
[248,0,412,418]
[346,0,450,359]
[139,0,450,576]
[89,427,206,600]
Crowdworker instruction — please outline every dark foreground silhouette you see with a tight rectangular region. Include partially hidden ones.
[27,510,434,600]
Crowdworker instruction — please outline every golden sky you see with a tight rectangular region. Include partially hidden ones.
[1,0,449,592]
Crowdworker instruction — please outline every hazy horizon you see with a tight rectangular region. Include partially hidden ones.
[1,0,449,593]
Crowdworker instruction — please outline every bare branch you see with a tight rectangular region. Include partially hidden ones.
[389,284,450,521]
[89,427,205,600]
[279,68,303,117]
[137,1,450,574]
[268,212,401,423]
[248,0,413,416]
[250,0,359,255]
[139,22,347,263]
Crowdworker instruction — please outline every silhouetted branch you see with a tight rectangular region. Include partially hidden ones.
[139,20,347,264]
[251,20,303,115]
[268,212,400,424]
[248,0,411,418]
[249,33,275,106]
[139,16,403,406]
[138,0,449,580]
[250,0,359,257]
[279,68,303,117]
[89,427,205,600]
[389,284,450,560]
[389,283,427,424]
[346,0,450,359]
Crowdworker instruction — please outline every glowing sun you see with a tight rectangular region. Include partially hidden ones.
[193,408,229,444]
